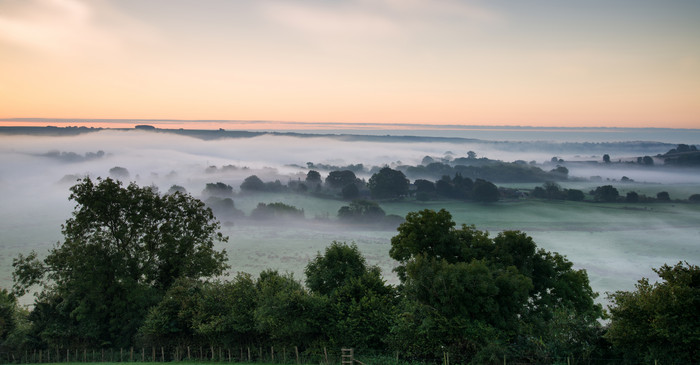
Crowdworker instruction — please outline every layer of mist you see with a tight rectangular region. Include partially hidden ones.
[1,128,699,307]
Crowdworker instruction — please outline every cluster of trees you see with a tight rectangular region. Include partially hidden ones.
[200,168,502,205]
[532,182,585,201]
[414,174,501,203]
[527,182,699,205]
[1,179,697,364]
[41,150,105,163]
[9,178,228,349]
[590,185,677,203]
[401,159,564,183]
[660,144,700,166]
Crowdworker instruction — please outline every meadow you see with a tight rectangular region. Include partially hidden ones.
[227,192,700,299]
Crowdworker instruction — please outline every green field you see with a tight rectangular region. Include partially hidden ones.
[2,189,699,308]
[221,192,700,301]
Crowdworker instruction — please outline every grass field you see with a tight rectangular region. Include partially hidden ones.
[2,189,699,308]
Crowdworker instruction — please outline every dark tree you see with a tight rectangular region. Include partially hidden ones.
[167,184,187,195]
[337,200,385,223]
[254,270,325,347]
[240,175,265,191]
[603,154,611,163]
[0,289,17,343]
[306,170,321,183]
[544,181,563,199]
[642,156,654,165]
[341,183,359,200]
[592,185,619,202]
[205,197,244,219]
[472,179,500,202]
[12,177,228,347]
[251,202,304,220]
[305,242,371,297]
[305,242,396,350]
[451,173,473,199]
[566,189,585,201]
[550,165,569,178]
[414,179,435,193]
[435,176,453,197]
[305,170,322,190]
[606,262,700,364]
[626,191,639,203]
[656,191,670,201]
[203,182,233,197]
[109,166,130,179]
[368,167,409,199]
[532,186,547,199]
[388,209,602,363]
[325,170,358,189]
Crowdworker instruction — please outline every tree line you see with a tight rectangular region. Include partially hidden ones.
[1,178,697,364]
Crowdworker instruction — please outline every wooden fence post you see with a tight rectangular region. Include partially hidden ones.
[295,346,299,364]
[324,347,328,364]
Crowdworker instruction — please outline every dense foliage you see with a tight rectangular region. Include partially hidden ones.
[388,209,603,363]
[367,167,409,199]
[6,177,696,364]
[11,177,229,348]
[606,262,699,364]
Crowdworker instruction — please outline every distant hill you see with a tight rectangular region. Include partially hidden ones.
[0,125,680,156]
[659,144,700,166]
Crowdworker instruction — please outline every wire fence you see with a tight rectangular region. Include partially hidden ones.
[0,347,694,365]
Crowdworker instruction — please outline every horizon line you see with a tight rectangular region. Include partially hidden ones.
[2,118,699,132]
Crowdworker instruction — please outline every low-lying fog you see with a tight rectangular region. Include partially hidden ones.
[1,129,699,306]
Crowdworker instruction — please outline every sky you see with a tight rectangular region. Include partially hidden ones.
[1,0,699,129]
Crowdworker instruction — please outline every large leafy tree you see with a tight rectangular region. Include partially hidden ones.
[254,270,325,348]
[368,167,409,199]
[472,178,500,202]
[12,177,229,347]
[606,262,699,364]
[305,242,396,350]
[324,170,358,190]
[388,209,602,363]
